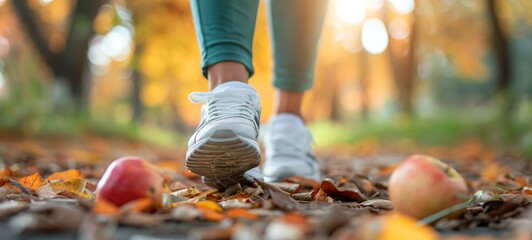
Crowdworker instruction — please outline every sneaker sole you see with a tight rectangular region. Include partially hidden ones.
[186,129,261,189]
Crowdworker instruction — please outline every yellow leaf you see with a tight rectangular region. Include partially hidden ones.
[18,172,45,190]
[196,200,222,212]
[379,213,438,240]
[46,169,83,181]
[50,179,93,199]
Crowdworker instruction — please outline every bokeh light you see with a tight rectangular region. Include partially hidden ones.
[389,0,415,14]
[335,0,367,24]
[388,18,410,40]
[362,18,389,54]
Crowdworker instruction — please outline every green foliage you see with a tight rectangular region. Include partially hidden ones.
[310,104,532,157]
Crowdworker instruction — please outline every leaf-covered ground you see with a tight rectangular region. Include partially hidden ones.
[0,133,531,240]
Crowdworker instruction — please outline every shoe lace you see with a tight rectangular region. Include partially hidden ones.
[189,88,259,122]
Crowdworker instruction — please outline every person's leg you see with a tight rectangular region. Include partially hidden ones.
[188,0,262,189]
[263,0,328,182]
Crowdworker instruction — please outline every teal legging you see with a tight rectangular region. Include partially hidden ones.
[191,0,328,92]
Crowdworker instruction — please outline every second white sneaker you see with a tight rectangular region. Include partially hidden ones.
[261,114,320,182]
[186,82,262,189]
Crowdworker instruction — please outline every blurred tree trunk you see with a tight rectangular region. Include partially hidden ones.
[359,50,370,120]
[131,44,144,123]
[12,0,106,108]
[486,0,512,110]
[385,5,417,117]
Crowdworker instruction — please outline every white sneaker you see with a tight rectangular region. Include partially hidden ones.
[186,82,262,189]
[261,114,320,182]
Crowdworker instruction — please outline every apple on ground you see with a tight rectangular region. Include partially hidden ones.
[388,154,468,219]
[96,156,163,207]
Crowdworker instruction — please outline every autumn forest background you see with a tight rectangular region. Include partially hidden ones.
[0,0,532,157]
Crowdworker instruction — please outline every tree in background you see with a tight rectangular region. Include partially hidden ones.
[486,0,512,111]
[12,0,106,108]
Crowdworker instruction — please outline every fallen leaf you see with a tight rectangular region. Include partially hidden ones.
[169,181,188,191]
[182,170,199,179]
[320,179,366,202]
[196,200,222,212]
[219,199,253,209]
[285,176,320,190]
[360,199,393,210]
[0,168,12,178]
[225,208,259,220]
[17,172,44,190]
[45,169,83,181]
[523,187,532,195]
[93,197,120,216]
[270,190,312,212]
[120,198,155,213]
[198,208,225,221]
[169,205,203,222]
[271,182,301,194]
[379,213,439,240]
[35,184,57,199]
[50,179,92,199]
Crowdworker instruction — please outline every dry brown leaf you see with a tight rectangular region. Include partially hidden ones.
[285,176,320,190]
[271,182,301,194]
[320,179,366,202]
[35,184,57,199]
[170,205,203,222]
[45,169,83,182]
[225,208,259,220]
[17,172,44,190]
[219,199,253,209]
[169,181,188,191]
[360,199,393,210]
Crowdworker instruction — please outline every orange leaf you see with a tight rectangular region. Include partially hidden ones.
[18,172,44,190]
[198,208,225,221]
[0,178,8,187]
[93,197,120,216]
[523,187,532,195]
[225,208,258,220]
[182,169,199,179]
[196,200,222,212]
[120,197,155,213]
[46,169,83,181]
[0,168,12,178]
[379,213,439,240]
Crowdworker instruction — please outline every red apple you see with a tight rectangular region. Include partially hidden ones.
[96,156,163,207]
[388,154,468,219]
